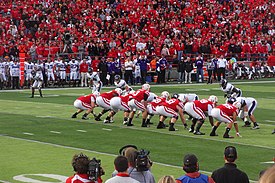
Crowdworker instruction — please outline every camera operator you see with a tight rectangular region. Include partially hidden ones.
[66,153,104,183]
[112,146,155,183]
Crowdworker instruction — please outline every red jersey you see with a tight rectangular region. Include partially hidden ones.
[77,94,96,104]
[217,104,238,117]
[161,98,184,112]
[130,89,150,102]
[150,97,166,107]
[80,62,89,73]
[120,94,132,103]
[100,90,119,100]
[194,99,214,112]
[66,174,102,183]
[91,59,100,72]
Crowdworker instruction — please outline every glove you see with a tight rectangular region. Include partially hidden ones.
[236,132,242,137]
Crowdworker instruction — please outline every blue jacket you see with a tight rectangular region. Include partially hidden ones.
[177,173,209,183]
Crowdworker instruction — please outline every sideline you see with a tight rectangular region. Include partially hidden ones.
[1,80,275,92]
[0,135,257,183]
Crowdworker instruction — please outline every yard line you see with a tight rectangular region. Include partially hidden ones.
[23,132,34,136]
[265,120,275,123]
[76,130,87,133]
[102,128,112,131]
[50,131,61,134]
[1,80,275,92]
[0,135,258,183]
[260,161,274,164]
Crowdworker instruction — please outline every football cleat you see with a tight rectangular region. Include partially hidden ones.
[210,132,218,136]
[223,134,234,138]
[157,122,166,129]
[242,121,251,127]
[189,126,194,133]
[123,121,128,125]
[104,119,110,123]
[272,129,275,134]
[141,123,147,127]
[82,116,89,120]
[251,125,260,130]
[71,114,77,118]
[193,131,205,135]
[127,123,134,126]
[95,117,102,121]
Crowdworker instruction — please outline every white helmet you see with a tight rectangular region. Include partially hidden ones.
[208,95,218,103]
[93,91,100,97]
[142,83,150,91]
[178,94,187,103]
[115,88,122,96]
[233,101,241,109]
[161,91,170,100]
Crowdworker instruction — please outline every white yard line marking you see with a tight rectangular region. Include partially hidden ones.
[260,161,275,164]
[0,135,258,183]
[76,130,87,133]
[102,128,112,131]
[23,132,34,136]
[265,120,275,123]
[50,131,61,134]
[36,116,54,118]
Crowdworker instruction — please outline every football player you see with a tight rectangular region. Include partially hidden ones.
[24,61,35,88]
[30,67,43,98]
[69,58,79,87]
[126,84,151,126]
[235,96,260,129]
[156,93,187,131]
[87,72,103,93]
[71,91,100,120]
[95,88,122,121]
[144,91,170,127]
[104,92,132,124]
[185,95,218,135]
[220,79,242,98]
[114,75,133,94]
[210,99,241,138]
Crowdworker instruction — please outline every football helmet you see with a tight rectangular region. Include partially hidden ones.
[115,88,122,96]
[208,95,218,103]
[233,101,242,109]
[142,83,150,91]
[114,75,121,82]
[220,79,228,88]
[178,94,187,103]
[227,97,236,104]
[161,91,170,100]
[171,93,179,99]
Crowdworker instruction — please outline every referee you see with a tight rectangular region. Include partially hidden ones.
[211,146,249,183]
[217,55,227,81]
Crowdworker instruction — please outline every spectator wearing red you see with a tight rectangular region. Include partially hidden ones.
[79,59,89,87]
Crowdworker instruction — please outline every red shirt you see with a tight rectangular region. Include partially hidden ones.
[66,174,102,183]
[150,97,166,107]
[100,90,119,100]
[77,94,96,104]
[161,98,183,112]
[217,104,238,117]
[194,99,214,112]
[91,59,100,72]
[130,89,150,102]
[120,94,132,103]
[80,62,89,73]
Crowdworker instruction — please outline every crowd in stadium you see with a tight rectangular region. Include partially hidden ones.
[0,0,275,89]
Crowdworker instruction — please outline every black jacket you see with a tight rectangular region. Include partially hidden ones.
[177,60,186,72]
[185,61,194,73]
[211,163,249,183]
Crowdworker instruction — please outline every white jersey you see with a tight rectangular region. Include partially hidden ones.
[0,62,6,73]
[179,93,199,103]
[25,62,34,73]
[221,83,242,97]
[34,63,44,80]
[147,92,158,102]
[45,62,55,72]
[114,79,128,90]
[236,97,257,117]
[9,62,20,77]
[69,61,79,72]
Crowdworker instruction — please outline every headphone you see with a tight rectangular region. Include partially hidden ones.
[119,145,138,156]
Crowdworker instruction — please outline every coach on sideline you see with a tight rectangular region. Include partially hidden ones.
[211,146,249,183]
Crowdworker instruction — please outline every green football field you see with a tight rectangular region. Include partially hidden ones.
[1,80,275,183]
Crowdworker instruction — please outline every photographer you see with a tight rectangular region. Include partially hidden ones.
[112,146,155,183]
[66,153,104,183]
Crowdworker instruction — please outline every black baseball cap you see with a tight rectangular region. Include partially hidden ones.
[184,154,198,166]
[224,146,237,161]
